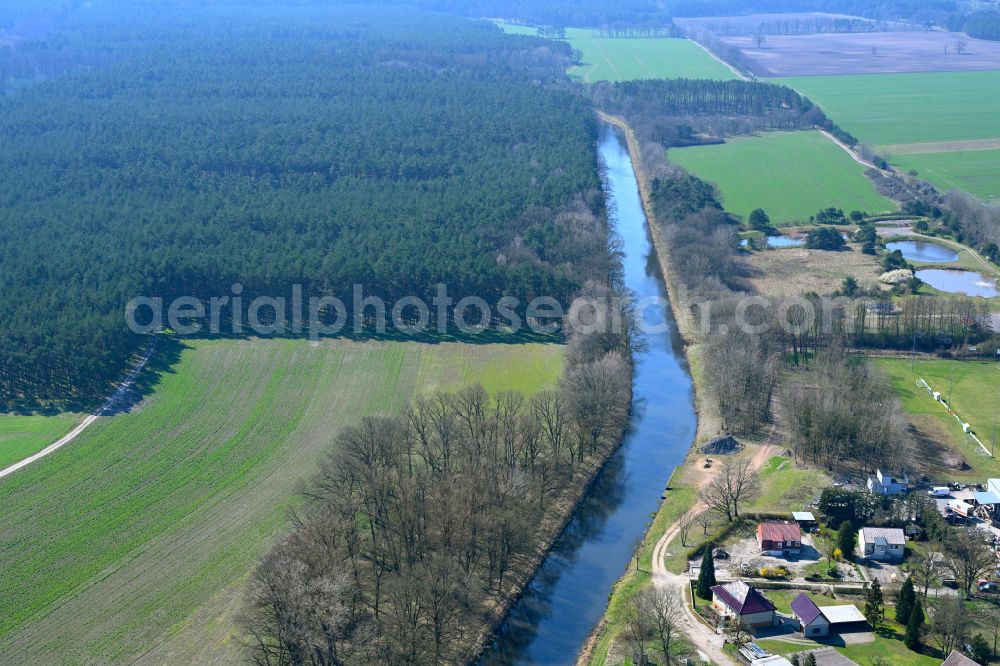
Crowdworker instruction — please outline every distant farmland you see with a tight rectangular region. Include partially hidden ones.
[780,71,1000,146]
[667,130,894,224]
[892,149,1000,201]
[496,24,738,81]
[0,337,563,664]
[781,71,1000,199]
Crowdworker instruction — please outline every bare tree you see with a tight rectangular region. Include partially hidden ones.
[696,511,714,536]
[638,586,682,664]
[955,40,967,55]
[909,542,943,598]
[624,592,654,665]
[929,597,967,655]
[724,456,760,519]
[945,527,995,596]
[754,33,766,48]
[678,515,694,547]
[701,473,734,522]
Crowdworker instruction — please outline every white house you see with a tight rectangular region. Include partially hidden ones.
[858,527,905,562]
[791,593,830,638]
[866,469,907,496]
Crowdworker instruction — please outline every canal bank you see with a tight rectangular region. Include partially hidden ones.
[480,123,699,664]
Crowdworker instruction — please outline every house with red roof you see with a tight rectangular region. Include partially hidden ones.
[710,581,777,628]
[757,521,802,556]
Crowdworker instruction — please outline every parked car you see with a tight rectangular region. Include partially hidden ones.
[713,547,730,560]
[928,486,951,497]
[943,577,959,589]
[979,580,999,593]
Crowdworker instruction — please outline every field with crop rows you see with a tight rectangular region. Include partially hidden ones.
[667,130,894,224]
[0,414,79,469]
[0,337,562,664]
[891,149,1000,201]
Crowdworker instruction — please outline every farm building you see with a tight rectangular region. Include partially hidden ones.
[858,527,905,562]
[757,521,802,556]
[792,511,816,529]
[711,581,777,628]
[941,650,981,666]
[752,657,795,666]
[866,469,907,496]
[790,593,830,638]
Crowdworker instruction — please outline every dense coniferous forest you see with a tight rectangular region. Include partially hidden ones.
[0,4,608,408]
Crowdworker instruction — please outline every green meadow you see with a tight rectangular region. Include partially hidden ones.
[0,337,562,664]
[892,149,1000,201]
[668,131,895,224]
[0,414,79,469]
[780,71,1000,146]
[496,24,738,81]
[877,358,1000,480]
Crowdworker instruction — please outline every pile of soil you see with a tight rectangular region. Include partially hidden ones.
[700,435,743,455]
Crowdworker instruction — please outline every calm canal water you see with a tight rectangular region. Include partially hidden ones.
[480,125,697,664]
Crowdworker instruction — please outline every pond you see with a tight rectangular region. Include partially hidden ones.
[739,235,805,249]
[916,269,1000,298]
[885,240,959,263]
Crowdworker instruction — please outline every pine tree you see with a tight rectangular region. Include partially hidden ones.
[896,576,915,625]
[696,547,717,600]
[864,579,884,630]
[837,521,856,560]
[903,598,924,651]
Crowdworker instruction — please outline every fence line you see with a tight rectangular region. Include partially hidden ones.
[917,377,992,457]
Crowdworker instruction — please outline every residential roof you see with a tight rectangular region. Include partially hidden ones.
[973,491,1000,506]
[792,511,816,522]
[818,604,867,624]
[758,521,802,542]
[712,581,776,615]
[859,527,905,546]
[791,593,824,625]
[942,651,981,666]
[752,657,794,666]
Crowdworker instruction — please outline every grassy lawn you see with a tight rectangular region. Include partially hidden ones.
[747,455,832,513]
[876,358,1000,480]
[0,337,562,665]
[495,24,737,81]
[0,414,79,469]
[667,131,895,225]
[759,620,941,666]
[779,71,1000,146]
[892,149,1000,202]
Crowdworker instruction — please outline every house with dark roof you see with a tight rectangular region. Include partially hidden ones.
[757,521,802,556]
[790,593,830,637]
[941,650,981,666]
[710,581,777,628]
[858,527,905,562]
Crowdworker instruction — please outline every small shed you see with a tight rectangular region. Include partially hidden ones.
[793,511,817,529]
[818,604,867,629]
[791,593,830,638]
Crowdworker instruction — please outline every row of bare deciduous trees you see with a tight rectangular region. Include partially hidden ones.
[242,344,633,664]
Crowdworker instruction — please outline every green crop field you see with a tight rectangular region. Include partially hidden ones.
[780,71,1000,146]
[877,358,1000,480]
[892,149,1000,201]
[0,337,562,665]
[496,24,738,81]
[0,414,79,469]
[667,131,895,224]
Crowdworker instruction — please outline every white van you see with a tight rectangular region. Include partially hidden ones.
[928,486,950,497]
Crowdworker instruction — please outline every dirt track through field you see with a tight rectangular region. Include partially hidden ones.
[0,342,156,480]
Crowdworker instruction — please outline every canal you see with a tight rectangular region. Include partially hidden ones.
[481,124,698,664]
